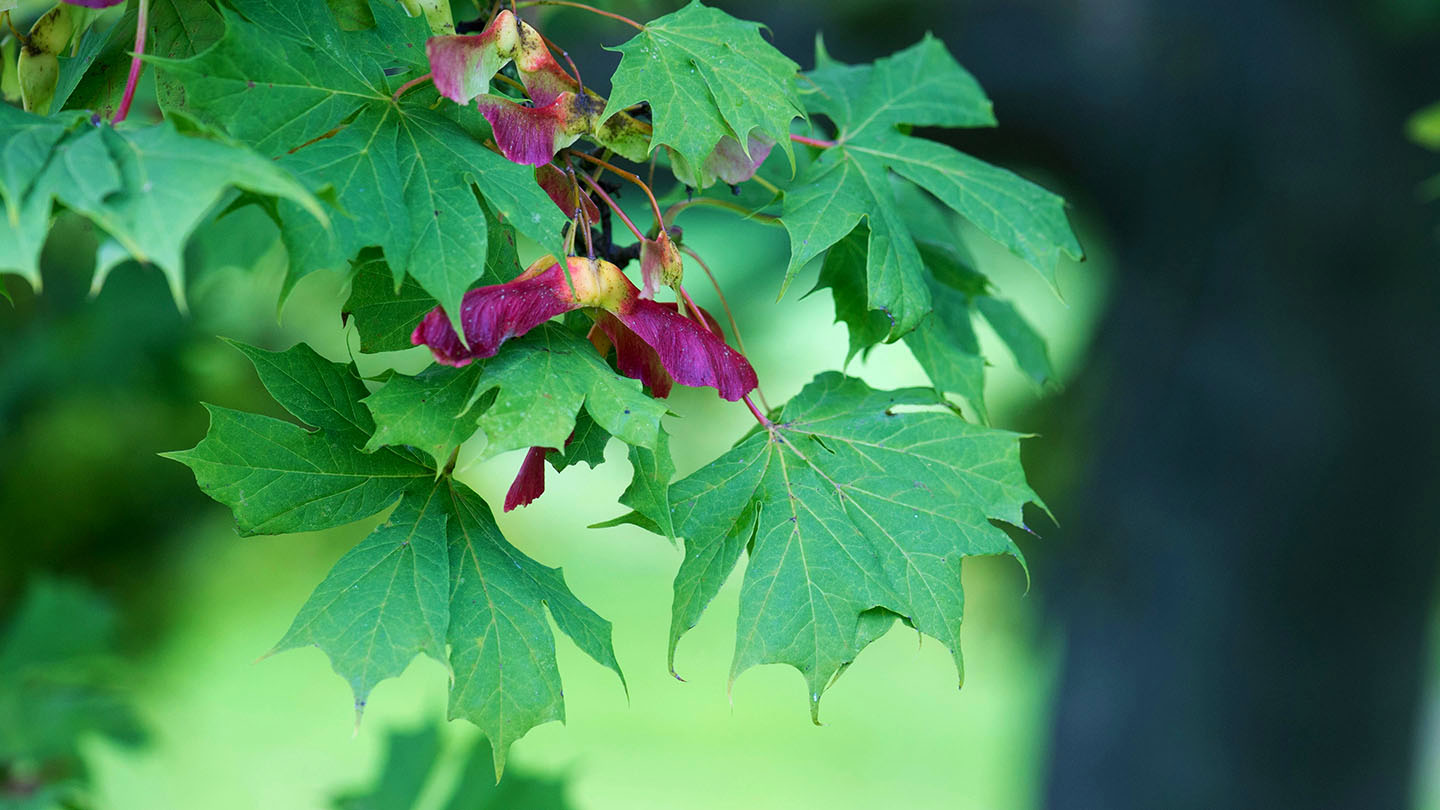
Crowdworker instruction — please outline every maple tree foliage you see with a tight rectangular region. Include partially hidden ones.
[0,0,1083,776]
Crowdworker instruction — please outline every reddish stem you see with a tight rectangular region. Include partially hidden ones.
[392,72,433,102]
[112,0,150,124]
[743,394,772,428]
[536,30,584,96]
[790,133,837,149]
[578,173,644,242]
[570,151,665,233]
[676,285,705,326]
[514,0,644,30]
[680,245,770,412]
[568,167,595,259]
[680,247,744,352]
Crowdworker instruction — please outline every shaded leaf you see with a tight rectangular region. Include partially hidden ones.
[464,323,667,460]
[226,339,375,443]
[343,255,439,353]
[362,364,482,468]
[782,35,1082,339]
[546,408,610,472]
[162,405,429,535]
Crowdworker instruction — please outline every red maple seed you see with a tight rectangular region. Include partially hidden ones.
[412,256,758,401]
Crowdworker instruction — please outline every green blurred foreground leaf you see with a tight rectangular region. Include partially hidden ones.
[0,106,323,306]
[0,578,145,807]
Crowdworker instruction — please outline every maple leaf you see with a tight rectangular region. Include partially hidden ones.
[153,0,567,327]
[0,107,324,305]
[165,339,622,775]
[781,35,1083,340]
[818,225,1054,423]
[271,485,451,724]
[599,1,804,172]
[342,254,443,353]
[614,373,1039,718]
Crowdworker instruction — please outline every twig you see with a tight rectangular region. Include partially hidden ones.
[513,0,643,30]
[790,133,837,149]
[680,245,770,411]
[536,29,584,96]
[664,197,782,228]
[578,172,644,242]
[570,150,664,232]
[392,71,432,102]
[112,0,150,124]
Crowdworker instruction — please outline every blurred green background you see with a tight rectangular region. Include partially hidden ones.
[3,0,1440,808]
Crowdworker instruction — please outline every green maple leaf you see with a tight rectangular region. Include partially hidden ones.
[781,35,1083,339]
[165,340,622,771]
[343,253,437,354]
[272,485,452,723]
[546,408,611,472]
[443,483,622,778]
[600,0,804,171]
[363,324,667,468]
[0,107,323,304]
[226,339,377,443]
[631,373,1037,717]
[0,108,79,289]
[153,0,566,325]
[362,363,482,469]
[818,226,1053,423]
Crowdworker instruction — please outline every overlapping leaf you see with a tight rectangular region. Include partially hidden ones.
[153,0,566,324]
[818,226,1053,423]
[363,323,666,466]
[600,0,803,171]
[166,340,622,772]
[0,106,324,303]
[620,373,1038,717]
[782,35,1082,340]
